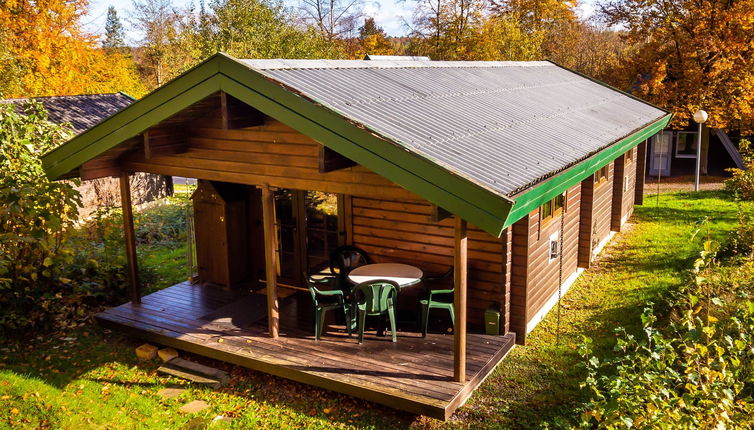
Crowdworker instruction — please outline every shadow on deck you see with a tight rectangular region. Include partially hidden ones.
[96,281,515,419]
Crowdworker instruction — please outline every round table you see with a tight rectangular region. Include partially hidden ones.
[347,263,423,287]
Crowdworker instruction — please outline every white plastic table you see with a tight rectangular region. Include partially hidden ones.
[347,263,424,287]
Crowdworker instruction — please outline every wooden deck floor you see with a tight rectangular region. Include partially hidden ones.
[96,282,515,419]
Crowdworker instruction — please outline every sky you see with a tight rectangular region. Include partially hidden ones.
[84,0,597,41]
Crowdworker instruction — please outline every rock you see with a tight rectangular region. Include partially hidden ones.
[158,348,179,362]
[156,387,185,399]
[179,400,210,413]
[135,344,158,360]
[157,358,230,389]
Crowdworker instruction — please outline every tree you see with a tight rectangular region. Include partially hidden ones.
[298,0,364,41]
[599,0,754,133]
[103,5,126,50]
[0,102,81,335]
[407,0,487,60]
[469,14,543,61]
[355,17,396,57]
[0,0,145,98]
[131,0,184,87]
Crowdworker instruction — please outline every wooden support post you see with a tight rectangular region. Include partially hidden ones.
[119,172,140,304]
[261,184,279,338]
[220,92,229,130]
[635,140,647,205]
[453,216,468,383]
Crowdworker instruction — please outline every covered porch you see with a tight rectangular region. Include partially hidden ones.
[96,281,515,419]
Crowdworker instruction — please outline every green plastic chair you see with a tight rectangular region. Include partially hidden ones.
[351,279,399,343]
[420,267,455,337]
[304,273,352,340]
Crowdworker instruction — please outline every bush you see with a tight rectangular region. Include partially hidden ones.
[725,140,754,200]
[579,233,754,428]
[0,102,82,336]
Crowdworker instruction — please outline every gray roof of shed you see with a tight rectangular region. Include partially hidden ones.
[243,59,667,197]
[1,92,134,135]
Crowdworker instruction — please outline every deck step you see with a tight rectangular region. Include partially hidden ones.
[157,357,230,389]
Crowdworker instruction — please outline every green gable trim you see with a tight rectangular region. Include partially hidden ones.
[502,113,672,229]
[41,53,511,236]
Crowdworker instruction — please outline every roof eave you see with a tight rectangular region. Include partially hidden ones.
[501,113,673,229]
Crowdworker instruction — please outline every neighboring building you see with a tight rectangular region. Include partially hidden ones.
[1,93,172,217]
[647,124,745,177]
[40,54,669,419]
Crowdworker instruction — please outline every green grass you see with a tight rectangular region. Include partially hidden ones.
[0,191,744,429]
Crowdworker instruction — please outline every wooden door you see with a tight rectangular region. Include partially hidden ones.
[648,132,672,177]
[194,196,229,286]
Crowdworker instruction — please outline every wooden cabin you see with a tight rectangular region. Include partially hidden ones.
[41,54,671,419]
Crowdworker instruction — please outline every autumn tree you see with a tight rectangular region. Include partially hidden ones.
[103,5,126,50]
[469,14,543,61]
[0,0,145,98]
[354,17,396,57]
[407,0,487,60]
[599,0,754,132]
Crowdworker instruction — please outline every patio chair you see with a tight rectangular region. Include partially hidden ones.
[420,267,455,337]
[351,279,399,343]
[304,272,352,340]
[329,245,370,291]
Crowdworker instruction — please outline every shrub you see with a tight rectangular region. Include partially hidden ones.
[725,140,754,200]
[579,238,754,429]
[0,102,82,336]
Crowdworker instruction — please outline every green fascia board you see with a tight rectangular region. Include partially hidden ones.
[502,113,672,229]
[41,53,511,236]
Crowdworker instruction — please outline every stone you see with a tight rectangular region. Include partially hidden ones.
[179,400,210,413]
[156,387,185,399]
[157,358,230,389]
[135,344,158,360]
[158,347,179,362]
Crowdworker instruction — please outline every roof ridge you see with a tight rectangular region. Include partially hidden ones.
[1,92,125,102]
[242,59,554,71]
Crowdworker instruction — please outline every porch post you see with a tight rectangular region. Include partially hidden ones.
[261,184,279,338]
[453,216,468,382]
[119,172,140,304]
[635,140,647,205]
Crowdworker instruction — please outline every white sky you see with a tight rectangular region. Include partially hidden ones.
[84,0,597,40]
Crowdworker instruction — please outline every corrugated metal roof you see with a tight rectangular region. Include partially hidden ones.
[242,59,667,197]
[1,92,134,135]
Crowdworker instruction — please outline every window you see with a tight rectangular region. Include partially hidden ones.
[594,165,609,186]
[624,175,630,193]
[625,148,634,165]
[539,192,566,224]
[675,131,698,158]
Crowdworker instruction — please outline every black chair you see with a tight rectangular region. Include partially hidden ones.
[329,245,370,291]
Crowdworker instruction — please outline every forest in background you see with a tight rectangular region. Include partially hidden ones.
[0,0,753,133]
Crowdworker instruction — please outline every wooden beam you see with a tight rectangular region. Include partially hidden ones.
[220,92,229,130]
[260,184,279,338]
[143,131,151,159]
[430,205,452,223]
[319,146,357,173]
[119,172,140,304]
[453,216,468,382]
[635,140,647,205]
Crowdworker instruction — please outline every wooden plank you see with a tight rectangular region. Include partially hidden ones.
[119,172,140,304]
[261,185,279,338]
[319,146,357,172]
[454,217,468,382]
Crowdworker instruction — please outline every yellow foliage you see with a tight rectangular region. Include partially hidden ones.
[0,0,145,98]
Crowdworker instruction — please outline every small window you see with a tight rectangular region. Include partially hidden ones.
[625,148,634,165]
[675,132,698,158]
[540,192,567,225]
[548,231,559,262]
[594,165,609,186]
[624,175,630,192]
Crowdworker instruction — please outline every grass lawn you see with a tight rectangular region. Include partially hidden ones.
[0,191,744,429]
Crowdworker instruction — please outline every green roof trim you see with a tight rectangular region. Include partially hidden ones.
[502,113,673,229]
[41,52,670,237]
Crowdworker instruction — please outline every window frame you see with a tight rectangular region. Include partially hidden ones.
[594,165,609,188]
[675,131,698,159]
[539,192,566,226]
[625,148,634,165]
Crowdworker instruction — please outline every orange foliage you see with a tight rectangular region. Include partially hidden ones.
[601,0,754,133]
[0,0,145,98]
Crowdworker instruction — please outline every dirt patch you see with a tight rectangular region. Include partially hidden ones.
[645,175,725,194]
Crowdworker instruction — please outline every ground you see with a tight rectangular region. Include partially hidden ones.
[0,190,741,429]
[645,174,726,193]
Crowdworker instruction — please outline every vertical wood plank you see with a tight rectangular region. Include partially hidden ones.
[220,92,229,130]
[635,140,647,205]
[119,172,140,304]
[453,216,468,382]
[261,184,279,338]
[143,131,151,159]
